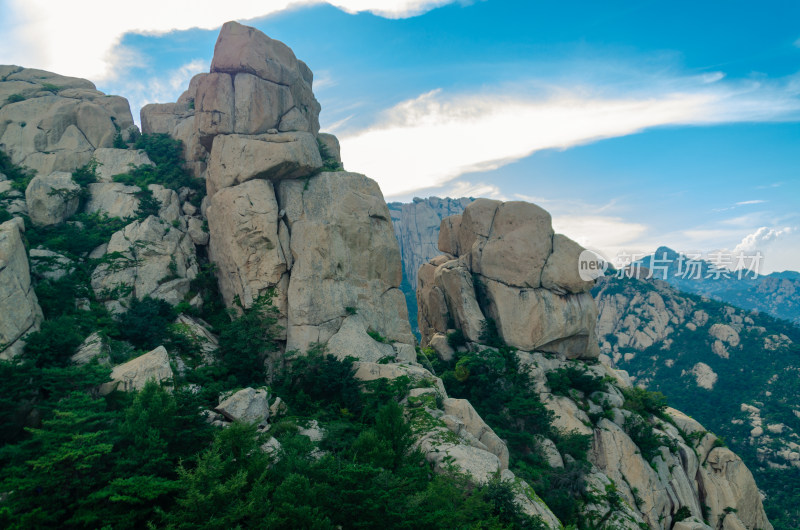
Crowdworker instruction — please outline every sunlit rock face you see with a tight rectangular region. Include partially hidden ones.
[418,198,599,358]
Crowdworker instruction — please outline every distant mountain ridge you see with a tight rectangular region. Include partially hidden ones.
[634,246,800,326]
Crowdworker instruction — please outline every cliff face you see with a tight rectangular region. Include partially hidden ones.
[0,22,776,530]
[418,200,773,530]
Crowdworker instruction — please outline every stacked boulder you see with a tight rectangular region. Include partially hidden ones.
[143,22,414,357]
[418,198,599,358]
[141,20,321,183]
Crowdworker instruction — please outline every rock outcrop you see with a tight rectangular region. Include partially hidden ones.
[216,387,270,424]
[91,215,199,311]
[99,345,174,394]
[148,21,414,356]
[25,171,81,226]
[0,66,135,176]
[412,197,772,529]
[0,219,43,359]
[418,199,599,358]
[140,21,321,182]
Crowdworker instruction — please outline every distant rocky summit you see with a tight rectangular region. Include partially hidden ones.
[637,246,800,326]
[594,271,800,524]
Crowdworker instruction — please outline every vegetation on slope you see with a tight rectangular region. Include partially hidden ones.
[0,142,542,529]
[594,274,800,529]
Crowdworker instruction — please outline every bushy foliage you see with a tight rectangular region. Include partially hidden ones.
[622,387,669,417]
[113,133,199,193]
[117,296,177,351]
[546,363,607,397]
[0,149,36,191]
[217,293,280,387]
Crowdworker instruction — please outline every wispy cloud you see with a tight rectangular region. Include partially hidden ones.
[446,181,507,200]
[340,73,800,196]
[712,199,768,212]
[2,0,458,81]
[106,59,208,123]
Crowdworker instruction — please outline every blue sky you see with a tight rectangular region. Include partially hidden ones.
[1,0,799,273]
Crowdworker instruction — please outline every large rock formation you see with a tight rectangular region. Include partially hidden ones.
[140,20,321,182]
[148,21,413,356]
[0,219,43,359]
[418,198,599,358]
[90,214,198,310]
[389,197,472,291]
[0,66,135,176]
[414,197,772,529]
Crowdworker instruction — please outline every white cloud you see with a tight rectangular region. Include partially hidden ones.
[732,226,799,275]
[106,59,208,123]
[340,75,800,197]
[735,199,766,206]
[445,181,507,200]
[551,215,648,253]
[2,0,456,81]
[733,226,793,253]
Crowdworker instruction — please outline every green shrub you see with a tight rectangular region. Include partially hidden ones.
[622,387,669,417]
[546,364,607,397]
[117,296,177,351]
[6,93,26,104]
[367,329,390,344]
[23,316,87,367]
[0,149,35,192]
[447,328,467,349]
[478,317,505,348]
[674,505,692,522]
[113,133,200,194]
[217,293,280,387]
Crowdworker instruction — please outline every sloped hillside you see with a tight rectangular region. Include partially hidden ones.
[594,273,800,528]
[635,246,800,326]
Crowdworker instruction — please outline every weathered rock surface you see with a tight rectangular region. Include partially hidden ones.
[0,219,43,359]
[99,345,173,394]
[210,21,320,135]
[325,314,396,363]
[140,20,321,182]
[418,198,599,358]
[84,182,140,219]
[25,172,80,226]
[92,148,152,182]
[206,132,321,197]
[216,387,270,424]
[70,332,109,365]
[91,215,198,309]
[29,248,74,280]
[277,172,415,352]
[206,178,287,310]
[0,66,135,176]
